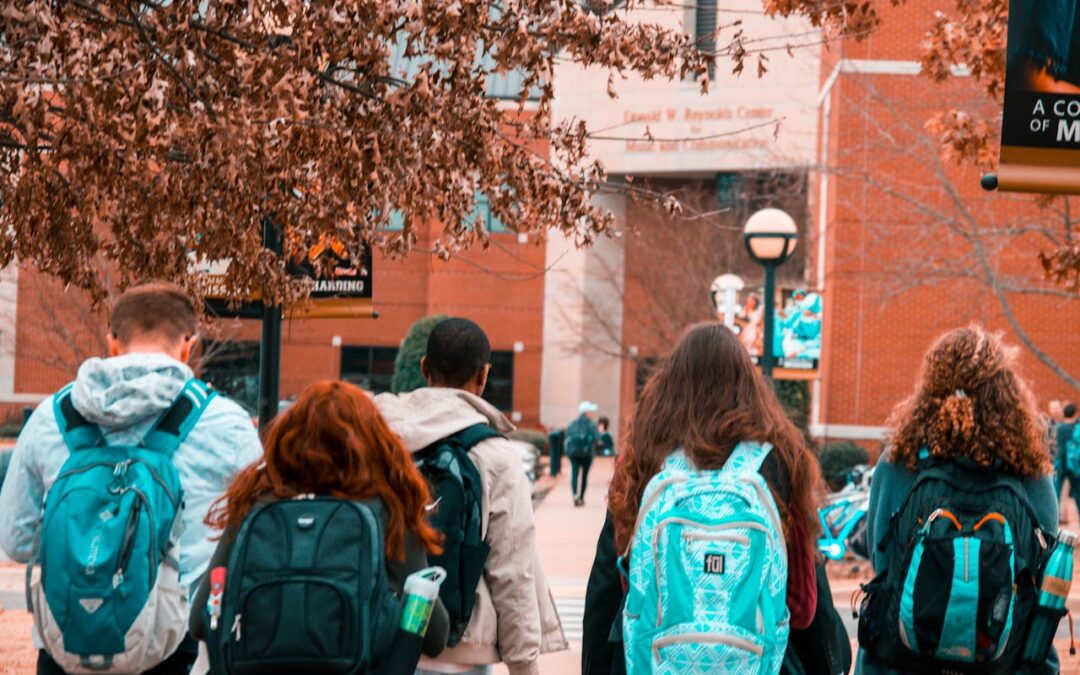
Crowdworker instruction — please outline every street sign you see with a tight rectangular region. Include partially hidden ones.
[199,243,375,320]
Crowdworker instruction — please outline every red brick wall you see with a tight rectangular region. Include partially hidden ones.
[819,0,1080,432]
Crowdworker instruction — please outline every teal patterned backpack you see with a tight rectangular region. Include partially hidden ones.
[622,442,789,674]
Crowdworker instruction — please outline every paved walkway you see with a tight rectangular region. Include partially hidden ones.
[494,456,614,675]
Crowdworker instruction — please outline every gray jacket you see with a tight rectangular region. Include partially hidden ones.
[0,352,264,590]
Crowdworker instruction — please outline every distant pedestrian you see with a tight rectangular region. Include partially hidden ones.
[1049,400,1065,501]
[375,318,566,675]
[566,402,600,506]
[190,381,449,672]
[1058,402,1080,521]
[0,282,263,675]
[858,326,1059,674]
[548,427,565,476]
[605,323,823,674]
[596,416,614,457]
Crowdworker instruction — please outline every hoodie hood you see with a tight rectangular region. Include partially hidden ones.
[71,352,194,429]
[374,387,514,452]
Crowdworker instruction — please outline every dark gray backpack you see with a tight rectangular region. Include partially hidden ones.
[207,498,401,674]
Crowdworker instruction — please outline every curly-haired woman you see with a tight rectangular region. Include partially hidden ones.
[859,326,1059,674]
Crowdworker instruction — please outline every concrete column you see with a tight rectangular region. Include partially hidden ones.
[540,193,627,439]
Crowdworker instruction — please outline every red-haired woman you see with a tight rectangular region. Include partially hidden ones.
[189,381,449,666]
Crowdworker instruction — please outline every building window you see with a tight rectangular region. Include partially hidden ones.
[341,346,400,394]
[199,341,260,415]
[469,193,510,233]
[695,0,717,80]
[484,351,514,412]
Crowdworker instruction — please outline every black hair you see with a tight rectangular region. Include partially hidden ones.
[425,318,491,388]
[598,416,610,431]
[1066,403,1078,419]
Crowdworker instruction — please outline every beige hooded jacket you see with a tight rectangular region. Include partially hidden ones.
[374,388,567,675]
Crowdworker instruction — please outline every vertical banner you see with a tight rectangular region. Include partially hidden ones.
[998,0,1080,193]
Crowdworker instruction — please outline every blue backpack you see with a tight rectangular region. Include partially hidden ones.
[622,442,789,675]
[28,380,215,673]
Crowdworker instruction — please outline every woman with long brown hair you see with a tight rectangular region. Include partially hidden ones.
[858,326,1059,674]
[583,322,825,674]
[189,380,449,668]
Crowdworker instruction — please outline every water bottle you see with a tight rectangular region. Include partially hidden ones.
[381,566,446,675]
[1024,531,1075,663]
[400,566,447,636]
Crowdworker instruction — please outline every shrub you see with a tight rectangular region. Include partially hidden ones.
[508,429,547,455]
[391,314,448,394]
[820,441,871,490]
[773,379,811,440]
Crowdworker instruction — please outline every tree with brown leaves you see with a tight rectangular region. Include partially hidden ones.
[1,0,723,307]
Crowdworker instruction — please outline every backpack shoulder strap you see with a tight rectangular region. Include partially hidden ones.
[447,423,502,452]
[142,379,217,457]
[52,383,104,452]
[724,441,773,476]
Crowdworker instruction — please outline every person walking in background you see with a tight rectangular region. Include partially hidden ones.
[596,417,615,457]
[375,318,566,675]
[0,282,263,674]
[596,323,824,674]
[1049,400,1065,507]
[566,402,600,507]
[1058,402,1080,523]
[548,427,565,477]
[858,326,1059,674]
[190,381,450,672]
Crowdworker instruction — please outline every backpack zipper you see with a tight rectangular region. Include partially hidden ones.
[56,458,178,506]
[683,532,751,545]
[652,632,763,663]
[231,613,242,642]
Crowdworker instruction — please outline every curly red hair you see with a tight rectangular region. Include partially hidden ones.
[887,326,1049,477]
[206,381,442,560]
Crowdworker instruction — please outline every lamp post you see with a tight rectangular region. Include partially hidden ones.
[742,208,798,378]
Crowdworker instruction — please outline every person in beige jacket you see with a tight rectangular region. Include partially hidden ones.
[375,318,567,675]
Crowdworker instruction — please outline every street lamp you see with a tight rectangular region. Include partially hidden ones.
[743,208,798,378]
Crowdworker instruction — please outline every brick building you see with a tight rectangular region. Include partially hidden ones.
[1,217,548,427]
[814,0,1080,444]
[1,1,1077,442]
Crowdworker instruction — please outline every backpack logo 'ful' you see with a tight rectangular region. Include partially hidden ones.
[704,553,725,575]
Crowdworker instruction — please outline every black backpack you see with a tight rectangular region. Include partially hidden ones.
[857,458,1052,675]
[565,416,596,459]
[414,423,501,645]
[207,498,401,675]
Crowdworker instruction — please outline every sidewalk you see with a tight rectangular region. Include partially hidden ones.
[493,456,614,675]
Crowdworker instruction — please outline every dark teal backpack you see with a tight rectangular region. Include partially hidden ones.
[30,380,213,673]
[858,457,1051,674]
[207,498,402,674]
[565,416,596,460]
[413,423,500,645]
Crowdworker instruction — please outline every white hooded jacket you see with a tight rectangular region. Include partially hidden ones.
[375,387,567,675]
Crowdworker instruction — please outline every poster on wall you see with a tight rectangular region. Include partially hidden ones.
[715,284,822,376]
[996,0,1080,193]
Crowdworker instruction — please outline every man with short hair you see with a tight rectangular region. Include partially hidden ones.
[0,282,263,674]
[376,317,566,675]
